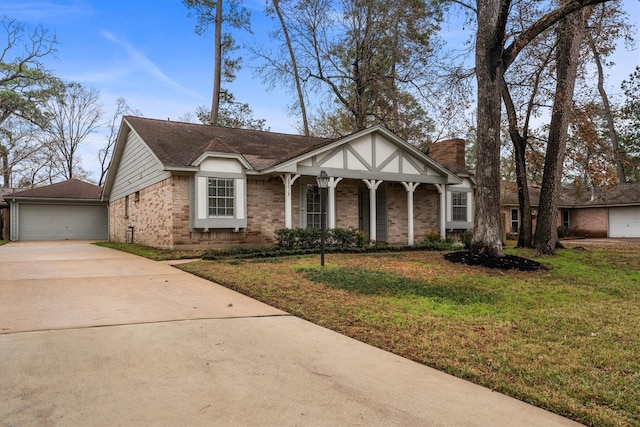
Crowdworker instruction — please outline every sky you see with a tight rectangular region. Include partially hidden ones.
[2,0,639,183]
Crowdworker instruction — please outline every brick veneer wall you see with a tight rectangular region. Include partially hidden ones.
[110,175,443,248]
[335,180,360,230]
[109,177,174,247]
[412,185,439,241]
[569,207,608,237]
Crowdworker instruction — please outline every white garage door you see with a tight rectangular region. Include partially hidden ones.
[609,207,640,238]
[19,204,108,241]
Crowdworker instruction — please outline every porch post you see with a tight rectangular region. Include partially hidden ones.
[363,179,382,241]
[435,184,446,240]
[280,173,300,229]
[401,182,420,245]
[327,177,343,229]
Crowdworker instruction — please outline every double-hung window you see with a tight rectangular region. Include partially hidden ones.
[208,178,234,217]
[511,208,519,232]
[452,191,467,222]
[306,185,322,229]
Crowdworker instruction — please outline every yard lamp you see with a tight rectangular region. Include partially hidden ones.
[316,170,330,267]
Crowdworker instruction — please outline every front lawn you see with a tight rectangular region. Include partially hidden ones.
[176,246,640,427]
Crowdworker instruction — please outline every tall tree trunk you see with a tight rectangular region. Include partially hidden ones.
[210,0,223,126]
[1,146,10,188]
[534,7,587,254]
[470,0,511,257]
[273,0,309,136]
[588,36,625,183]
[502,81,533,247]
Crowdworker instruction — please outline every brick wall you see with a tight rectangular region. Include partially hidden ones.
[335,179,360,229]
[109,177,174,247]
[413,185,439,241]
[387,182,408,243]
[569,207,608,237]
[110,174,443,249]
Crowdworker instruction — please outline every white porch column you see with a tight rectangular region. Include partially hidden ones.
[401,182,420,245]
[280,173,300,229]
[435,184,446,241]
[363,179,382,241]
[327,177,343,229]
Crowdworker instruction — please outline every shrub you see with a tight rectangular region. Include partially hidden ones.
[275,227,365,250]
[424,231,442,242]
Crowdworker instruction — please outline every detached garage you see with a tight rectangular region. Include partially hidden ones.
[6,179,108,241]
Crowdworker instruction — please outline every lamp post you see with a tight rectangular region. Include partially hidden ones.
[316,170,329,267]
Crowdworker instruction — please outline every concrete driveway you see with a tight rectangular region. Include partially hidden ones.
[0,242,580,426]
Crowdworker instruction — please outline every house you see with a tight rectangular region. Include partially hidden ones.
[102,116,474,249]
[501,183,640,238]
[6,179,108,241]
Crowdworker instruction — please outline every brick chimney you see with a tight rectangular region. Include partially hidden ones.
[428,138,467,173]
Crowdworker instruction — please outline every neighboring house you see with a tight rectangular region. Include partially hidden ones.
[6,179,108,241]
[501,183,640,238]
[102,116,475,249]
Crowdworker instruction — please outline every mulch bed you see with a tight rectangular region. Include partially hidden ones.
[444,251,544,271]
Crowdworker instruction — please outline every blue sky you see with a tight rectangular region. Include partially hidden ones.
[2,0,639,182]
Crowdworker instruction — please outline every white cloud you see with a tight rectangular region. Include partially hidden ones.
[101,30,205,100]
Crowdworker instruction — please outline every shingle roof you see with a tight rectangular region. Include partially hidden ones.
[560,183,640,207]
[501,182,640,208]
[125,116,333,171]
[6,179,103,200]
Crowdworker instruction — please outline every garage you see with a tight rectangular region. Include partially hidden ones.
[7,179,109,241]
[609,207,640,238]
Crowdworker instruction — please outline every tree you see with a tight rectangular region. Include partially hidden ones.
[257,0,444,143]
[193,91,269,130]
[468,0,610,257]
[43,82,103,180]
[0,16,60,187]
[183,0,251,125]
[533,5,588,255]
[620,66,640,182]
[266,0,310,135]
[98,98,141,186]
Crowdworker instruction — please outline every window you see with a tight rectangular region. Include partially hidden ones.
[208,178,234,217]
[134,191,140,202]
[511,208,519,233]
[306,185,322,229]
[562,210,570,228]
[452,191,467,222]
[124,195,129,218]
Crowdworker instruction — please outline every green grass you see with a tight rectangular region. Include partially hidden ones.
[94,241,204,261]
[175,246,640,427]
[0,240,7,246]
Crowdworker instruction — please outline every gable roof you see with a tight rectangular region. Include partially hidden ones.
[5,179,103,201]
[123,116,334,171]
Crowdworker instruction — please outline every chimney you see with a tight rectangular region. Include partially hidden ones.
[428,138,466,171]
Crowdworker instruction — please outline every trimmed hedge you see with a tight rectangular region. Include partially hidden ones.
[201,238,462,261]
[274,227,366,249]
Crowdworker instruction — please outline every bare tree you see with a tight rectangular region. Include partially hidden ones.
[43,82,103,180]
[98,98,140,186]
[268,0,309,135]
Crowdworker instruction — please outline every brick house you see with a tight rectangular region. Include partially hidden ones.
[502,183,640,238]
[102,116,474,249]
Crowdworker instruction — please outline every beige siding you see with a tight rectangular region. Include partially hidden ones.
[110,130,170,202]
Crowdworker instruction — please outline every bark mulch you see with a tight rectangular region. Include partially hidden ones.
[444,251,544,271]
